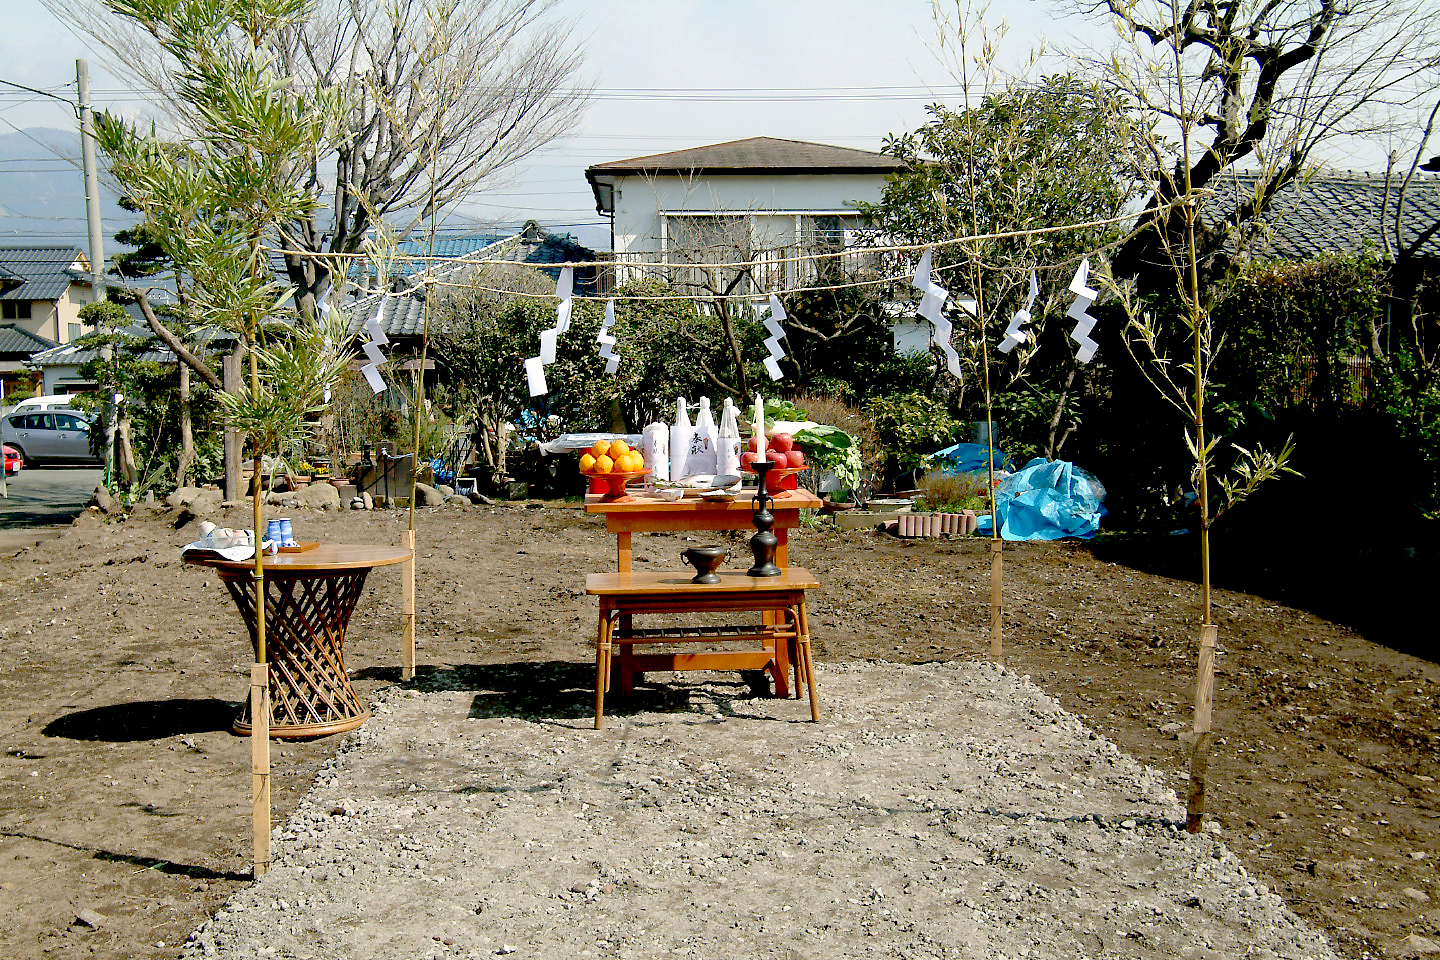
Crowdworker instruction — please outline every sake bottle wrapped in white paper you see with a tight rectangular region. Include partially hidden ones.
[642,422,670,482]
[716,397,742,477]
[687,396,718,475]
[669,397,693,479]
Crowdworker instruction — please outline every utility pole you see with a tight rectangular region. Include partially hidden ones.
[77,58,116,486]
[78,60,105,305]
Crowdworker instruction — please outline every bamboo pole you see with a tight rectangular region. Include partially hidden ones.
[989,538,1004,661]
[247,335,272,877]
[975,259,1002,664]
[249,663,271,875]
[401,528,417,680]
[1186,623,1218,832]
[1178,49,1216,829]
[402,157,439,680]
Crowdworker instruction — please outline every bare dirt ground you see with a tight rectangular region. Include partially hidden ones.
[0,500,1436,959]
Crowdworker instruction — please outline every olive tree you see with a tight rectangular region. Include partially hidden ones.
[96,0,354,877]
[860,73,1144,453]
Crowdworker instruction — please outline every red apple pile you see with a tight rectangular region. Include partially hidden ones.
[740,432,805,490]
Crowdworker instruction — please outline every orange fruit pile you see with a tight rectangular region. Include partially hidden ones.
[579,439,644,475]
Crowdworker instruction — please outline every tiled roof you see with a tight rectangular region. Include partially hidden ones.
[344,235,512,283]
[0,323,56,356]
[0,246,91,301]
[23,323,234,368]
[1209,170,1440,260]
[27,330,174,368]
[347,233,523,338]
[351,294,429,339]
[346,228,596,339]
[586,137,903,176]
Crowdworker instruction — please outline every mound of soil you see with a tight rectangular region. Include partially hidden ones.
[0,502,1435,959]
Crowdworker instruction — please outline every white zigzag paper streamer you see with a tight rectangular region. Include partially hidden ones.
[1065,259,1101,363]
[359,294,390,394]
[998,269,1040,355]
[597,299,619,375]
[555,267,574,334]
[912,249,963,379]
[318,291,335,402]
[526,266,577,396]
[525,356,547,397]
[758,293,788,381]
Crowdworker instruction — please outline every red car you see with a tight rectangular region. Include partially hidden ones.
[4,443,21,476]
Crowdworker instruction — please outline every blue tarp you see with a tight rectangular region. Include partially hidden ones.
[929,442,1009,474]
[977,457,1108,541]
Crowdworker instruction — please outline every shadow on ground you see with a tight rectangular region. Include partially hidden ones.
[1087,530,1435,663]
[353,660,781,725]
[42,698,238,741]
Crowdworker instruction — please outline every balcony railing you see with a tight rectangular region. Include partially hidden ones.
[594,243,897,298]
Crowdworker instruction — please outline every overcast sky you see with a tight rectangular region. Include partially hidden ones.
[0,0,1114,248]
[0,0,1409,251]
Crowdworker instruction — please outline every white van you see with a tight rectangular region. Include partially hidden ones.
[0,395,84,417]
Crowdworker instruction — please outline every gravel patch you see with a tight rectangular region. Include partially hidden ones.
[182,660,1339,960]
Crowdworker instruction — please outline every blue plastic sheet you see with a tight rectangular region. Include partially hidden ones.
[986,457,1107,541]
[929,442,1009,474]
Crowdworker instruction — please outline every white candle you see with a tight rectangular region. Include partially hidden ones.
[753,393,765,460]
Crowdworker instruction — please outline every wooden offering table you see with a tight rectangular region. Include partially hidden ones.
[586,568,821,729]
[185,544,412,738]
[585,487,822,698]
[584,488,822,572]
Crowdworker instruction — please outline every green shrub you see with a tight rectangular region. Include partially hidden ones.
[864,392,962,475]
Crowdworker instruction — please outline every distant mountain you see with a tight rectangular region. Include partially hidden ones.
[0,127,127,253]
[0,126,601,267]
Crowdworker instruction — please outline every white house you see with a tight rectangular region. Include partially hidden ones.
[585,137,903,295]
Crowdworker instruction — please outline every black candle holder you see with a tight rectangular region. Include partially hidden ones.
[747,460,781,577]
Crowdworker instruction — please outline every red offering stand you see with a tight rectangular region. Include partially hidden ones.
[584,469,651,503]
[743,464,804,497]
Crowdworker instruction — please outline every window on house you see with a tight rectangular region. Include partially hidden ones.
[2,301,32,320]
[804,215,865,250]
[806,215,846,250]
[667,215,750,263]
[68,323,85,342]
[664,215,758,294]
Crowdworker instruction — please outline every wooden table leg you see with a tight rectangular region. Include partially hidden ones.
[223,570,374,738]
[614,533,637,692]
[595,605,613,730]
[768,603,792,699]
[795,599,820,722]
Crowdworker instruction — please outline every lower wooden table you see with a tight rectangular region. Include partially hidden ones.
[185,543,412,738]
[586,568,821,729]
[585,488,822,697]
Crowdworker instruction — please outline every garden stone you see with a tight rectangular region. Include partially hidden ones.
[167,486,223,516]
[444,495,471,506]
[437,484,455,498]
[88,485,118,515]
[413,483,445,507]
[290,482,341,511]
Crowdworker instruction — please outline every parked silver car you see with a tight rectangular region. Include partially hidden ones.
[0,408,101,464]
